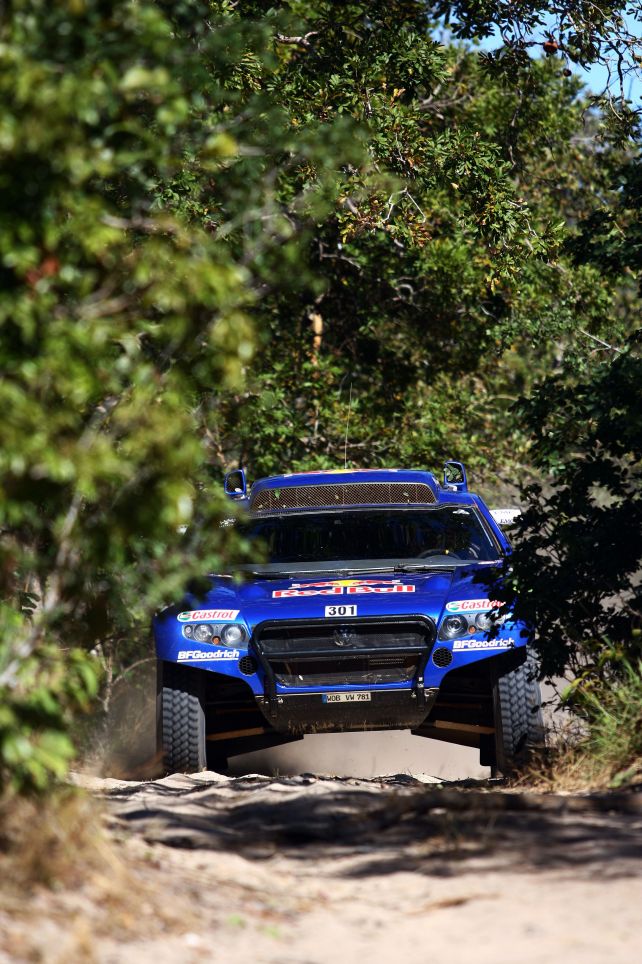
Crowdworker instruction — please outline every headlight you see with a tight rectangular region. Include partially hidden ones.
[193,624,214,643]
[441,615,468,638]
[475,612,494,632]
[221,623,247,646]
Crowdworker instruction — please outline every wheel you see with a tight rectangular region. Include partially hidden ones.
[492,657,545,776]
[159,662,207,774]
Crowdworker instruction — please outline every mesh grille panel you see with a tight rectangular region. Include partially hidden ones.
[254,618,434,689]
[238,656,257,676]
[270,656,420,687]
[250,481,436,513]
[257,624,428,656]
[432,647,453,668]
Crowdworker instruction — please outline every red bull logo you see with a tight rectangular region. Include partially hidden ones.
[272,579,416,599]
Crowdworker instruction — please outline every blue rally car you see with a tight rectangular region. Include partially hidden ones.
[154,462,543,776]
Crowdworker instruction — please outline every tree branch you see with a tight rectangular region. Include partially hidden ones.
[275,31,318,49]
[579,329,624,354]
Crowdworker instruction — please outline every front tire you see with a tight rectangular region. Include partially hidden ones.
[159,663,207,774]
[492,658,545,776]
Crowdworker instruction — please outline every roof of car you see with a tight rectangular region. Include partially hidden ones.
[253,468,437,487]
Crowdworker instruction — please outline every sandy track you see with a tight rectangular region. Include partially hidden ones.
[39,770,638,964]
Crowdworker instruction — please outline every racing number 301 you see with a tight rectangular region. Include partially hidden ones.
[325,604,357,617]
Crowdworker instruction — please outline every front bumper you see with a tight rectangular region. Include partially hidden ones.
[254,687,439,734]
[251,615,437,732]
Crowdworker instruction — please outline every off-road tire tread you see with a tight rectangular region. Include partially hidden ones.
[494,657,544,774]
[160,664,207,774]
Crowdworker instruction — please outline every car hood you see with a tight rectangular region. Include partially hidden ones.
[171,565,504,631]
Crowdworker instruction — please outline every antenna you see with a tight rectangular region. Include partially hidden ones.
[344,381,353,469]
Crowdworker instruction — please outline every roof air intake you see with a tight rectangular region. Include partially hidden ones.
[250,481,436,513]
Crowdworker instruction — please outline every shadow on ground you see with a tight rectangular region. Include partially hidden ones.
[102,772,642,882]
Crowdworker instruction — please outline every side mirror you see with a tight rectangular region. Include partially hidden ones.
[443,460,468,492]
[224,468,247,499]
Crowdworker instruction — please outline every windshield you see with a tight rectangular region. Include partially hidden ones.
[238,507,499,569]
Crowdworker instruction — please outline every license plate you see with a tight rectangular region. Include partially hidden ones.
[322,692,371,703]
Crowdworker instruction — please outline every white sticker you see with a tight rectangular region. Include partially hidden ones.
[325,604,358,617]
[177,648,240,661]
[177,609,240,622]
[490,508,521,526]
[452,638,515,651]
[445,599,503,614]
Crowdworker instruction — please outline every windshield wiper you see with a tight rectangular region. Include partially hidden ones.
[241,565,424,579]
[241,568,375,579]
[393,563,456,573]
[243,564,459,579]
[242,570,308,579]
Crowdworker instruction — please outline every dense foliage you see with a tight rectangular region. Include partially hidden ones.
[211,1,640,481]
[0,0,358,789]
[0,0,640,788]
[498,118,642,707]
[506,339,642,676]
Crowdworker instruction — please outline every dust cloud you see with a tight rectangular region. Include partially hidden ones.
[90,661,159,780]
[228,729,488,780]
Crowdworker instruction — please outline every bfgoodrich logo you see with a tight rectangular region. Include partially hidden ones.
[177,648,241,661]
[452,638,514,651]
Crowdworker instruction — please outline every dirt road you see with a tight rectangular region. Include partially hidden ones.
[20,767,634,964]
[3,712,642,964]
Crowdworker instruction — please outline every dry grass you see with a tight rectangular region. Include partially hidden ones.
[506,665,642,794]
[515,715,642,793]
[528,745,642,793]
[0,788,117,892]
[0,788,193,962]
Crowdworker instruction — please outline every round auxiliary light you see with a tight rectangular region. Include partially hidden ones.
[441,614,468,638]
[221,623,246,646]
[193,624,214,643]
[475,612,494,632]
